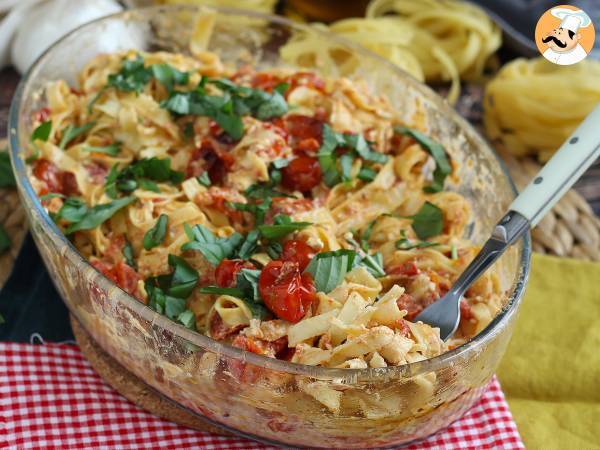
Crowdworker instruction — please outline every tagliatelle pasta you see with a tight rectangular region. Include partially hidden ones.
[26,46,506,375]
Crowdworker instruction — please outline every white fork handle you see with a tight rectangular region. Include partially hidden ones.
[509,104,600,227]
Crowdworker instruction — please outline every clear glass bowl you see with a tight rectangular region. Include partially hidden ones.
[9,6,531,448]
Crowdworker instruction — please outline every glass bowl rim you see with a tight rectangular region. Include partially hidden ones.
[9,4,532,380]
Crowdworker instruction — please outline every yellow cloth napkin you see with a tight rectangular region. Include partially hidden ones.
[497,253,600,450]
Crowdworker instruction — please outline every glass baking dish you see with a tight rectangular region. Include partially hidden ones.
[8,6,531,448]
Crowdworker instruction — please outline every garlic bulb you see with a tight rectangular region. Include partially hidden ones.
[10,0,122,74]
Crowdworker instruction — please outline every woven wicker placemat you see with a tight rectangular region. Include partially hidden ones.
[0,139,27,290]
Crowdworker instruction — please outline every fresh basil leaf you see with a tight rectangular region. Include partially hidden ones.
[0,224,10,254]
[107,54,152,93]
[143,214,168,250]
[177,309,196,329]
[305,249,358,293]
[166,254,198,298]
[0,151,15,188]
[137,178,160,193]
[59,122,95,149]
[244,183,291,200]
[31,120,52,142]
[56,197,88,223]
[122,239,136,269]
[258,215,311,240]
[214,110,244,140]
[64,196,136,234]
[340,153,354,182]
[199,286,245,297]
[151,64,189,92]
[165,296,186,319]
[236,268,261,303]
[182,224,244,265]
[83,143,120,156]
[271,158,290,169]
[244,301,270,320]
[266,241,282,260]
[236,229,259,260]
[407,202,444,240]
[196,171,211,187]
[255,90,288,120]
[104,165,119,199]
[229,198,272,225]
[274,82,289,95]
[395,238,439,250]
[87,87,107,113]
[395,126,451,193]
[356,251,386,278]
[357,166,376,182]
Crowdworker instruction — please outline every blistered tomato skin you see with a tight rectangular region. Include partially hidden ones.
[32,159,79,196]
[258,261,315,323]
[281,239,316,271]
[281,156,322,192]
[215,259,255,288]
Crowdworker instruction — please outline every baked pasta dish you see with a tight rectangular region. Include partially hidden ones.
[26,49,506,370]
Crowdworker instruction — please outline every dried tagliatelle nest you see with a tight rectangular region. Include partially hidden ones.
[484,58,600,161]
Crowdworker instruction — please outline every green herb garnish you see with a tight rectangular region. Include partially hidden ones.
[59,122,96,149]
[122,239,136,269]
[31,120,52,143]
[196,171,211,187]
[257,214,311,240]
[104,157,184,198]
[143,214,168,250]
[304,249,357,293]
[61,196,136,234]
[182,223,244,266]
[317,124,388,187]
[405,202,444,240]
[395,126,451,193]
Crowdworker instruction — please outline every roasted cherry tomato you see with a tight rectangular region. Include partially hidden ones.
[215,259,255,288]
[251,72,282,92]
[258,261,316,323]
[32,159,79,196]
[388,261,420,277]
[460,299,473,321]
[281,239,316,271]
[284,115,324,142]
[281,156,322,192]
[396,293,422,321]
[91,260,141,299]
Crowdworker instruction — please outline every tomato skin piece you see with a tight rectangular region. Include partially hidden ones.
[460,299,473,321]
[91,259,141,299]
[281,156,322,192]
[281,239,316,271]
[258,261,315,323]
[215,259,255,288]
[32,159,80,196]
[396,293,423,321]
[284,115,324,142]
[388,261,420,277]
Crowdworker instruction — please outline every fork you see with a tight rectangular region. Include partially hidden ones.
[415,104,600,340]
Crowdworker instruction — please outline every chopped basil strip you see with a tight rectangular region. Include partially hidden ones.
[395,238,439,250]
[196,171,211,187]
[395,126,451,193]
[258,214,311,240]
[200,268,269,319]
[0,224,10,254]
[266,241,282,260]
[31,120,52,142]
[199,286,245,297]
[55,197,88,223]
[405,202,444,240]
[229,197,272,225]
[317,124,388,187]
[345,237,386,278]
[182,223,244,266]
[104,157,184,198]
[0,151,16,188]
[63,196,136,234]
[122,239,136,269]
[237,229,259,260]
[150,63,189,92]
[39,193,65,201]
[59,122,95,149]
[83,143,120,156]
[143,214,169,250]
[304,249,358,293]
[107,54,152,93]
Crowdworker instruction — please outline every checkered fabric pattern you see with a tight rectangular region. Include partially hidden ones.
[0,343,524,449]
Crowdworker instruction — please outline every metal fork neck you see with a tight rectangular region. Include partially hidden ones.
[450,211,529,298]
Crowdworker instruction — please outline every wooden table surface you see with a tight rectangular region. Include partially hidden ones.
[1,66,598,214]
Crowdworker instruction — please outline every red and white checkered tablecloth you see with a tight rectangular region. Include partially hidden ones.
[0,343,524,450]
